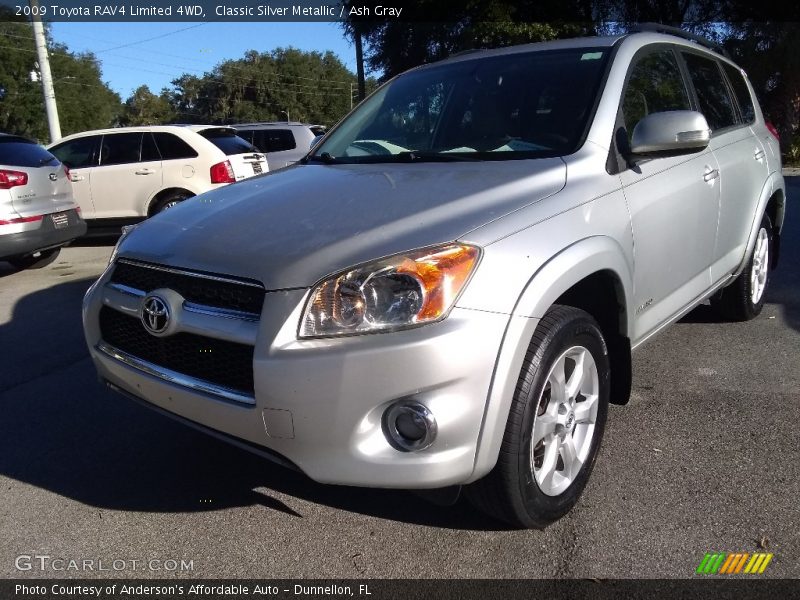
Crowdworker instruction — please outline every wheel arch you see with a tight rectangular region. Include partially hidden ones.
[734,172,785,276]
[765,185,786,269]
[468,236,633,483]
[145,187,196,216]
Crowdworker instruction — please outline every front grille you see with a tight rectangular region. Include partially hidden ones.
[110,260,265,315]
[99,307,255,397]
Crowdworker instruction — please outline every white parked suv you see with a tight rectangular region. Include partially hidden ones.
[49,125,268,231]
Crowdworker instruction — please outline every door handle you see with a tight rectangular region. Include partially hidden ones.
[69,173,84,182]
[135,168,155,175]
[754,148,766,161]
[703,166,719,183]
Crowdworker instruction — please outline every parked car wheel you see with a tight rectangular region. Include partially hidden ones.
[151,191,192,215]
[711,214,772,321]
[7,247,61,270]
[466,305,610,528]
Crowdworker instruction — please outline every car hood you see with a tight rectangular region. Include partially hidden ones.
[119,160,566,290]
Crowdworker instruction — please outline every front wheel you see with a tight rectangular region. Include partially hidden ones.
[466,305,610,528]
[711,214,772,321]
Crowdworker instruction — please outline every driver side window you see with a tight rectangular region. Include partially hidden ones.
[623,48,691,142]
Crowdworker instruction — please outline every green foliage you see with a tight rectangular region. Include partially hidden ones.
[0,10,121,141]
[167,48,357,126]
[119,85,175,126]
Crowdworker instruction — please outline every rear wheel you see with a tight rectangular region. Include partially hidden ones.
[7,247,61,270]
[466,305,610,528]
[711,214,772,321]
[150,191,192,215]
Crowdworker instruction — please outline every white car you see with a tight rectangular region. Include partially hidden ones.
[48,125,268,231]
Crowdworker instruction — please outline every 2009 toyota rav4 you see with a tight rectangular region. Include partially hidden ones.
[83,29,786,528]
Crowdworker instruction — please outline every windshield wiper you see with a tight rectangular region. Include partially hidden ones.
[395,151,483,163]
[306,152,338,164]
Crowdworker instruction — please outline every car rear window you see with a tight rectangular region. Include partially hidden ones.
[152,132,198,160]
[722,63,755,124]
[199,129,257,155]
[249,129,297,153]
[0,138,59,168]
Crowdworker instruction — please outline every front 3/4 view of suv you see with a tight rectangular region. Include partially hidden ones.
[83,28,786,528]
[48,125,268,231]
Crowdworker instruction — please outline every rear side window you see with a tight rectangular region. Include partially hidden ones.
[0,138,59,168]
[682,52,737,131]
[622,49,691,140]
[251,129,297,153]
[152,133,198,160]
[50,136,99,169]
[141,132,161,162]
[722,63,755,123]
[100,133,142,166]
[199,129,256,155]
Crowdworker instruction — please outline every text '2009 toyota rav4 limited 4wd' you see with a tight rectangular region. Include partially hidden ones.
[83,29,786,528]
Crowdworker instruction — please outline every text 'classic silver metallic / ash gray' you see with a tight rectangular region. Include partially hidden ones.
[83,30,786,528]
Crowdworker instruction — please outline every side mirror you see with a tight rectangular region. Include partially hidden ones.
[629,110,711,158]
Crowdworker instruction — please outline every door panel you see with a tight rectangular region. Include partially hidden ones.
[92,133,163,219]
[709,129,768,281]
[622,152,720,341]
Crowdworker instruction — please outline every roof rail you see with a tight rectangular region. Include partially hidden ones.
[630,22,732,59]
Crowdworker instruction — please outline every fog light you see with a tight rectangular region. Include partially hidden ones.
[383,401,437,452]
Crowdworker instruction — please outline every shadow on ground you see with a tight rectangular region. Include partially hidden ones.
[0,275,505,531]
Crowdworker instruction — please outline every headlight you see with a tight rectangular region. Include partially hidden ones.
[108,224,138,265]
[300,243,481,338]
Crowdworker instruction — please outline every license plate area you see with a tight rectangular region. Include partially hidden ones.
[51,212,69,229]
[252,162,263,175]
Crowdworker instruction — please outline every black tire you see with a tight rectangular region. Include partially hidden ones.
[711,214,772,321]
[466,305,610,528]
[7,247,61,270]
[150,191,192,215]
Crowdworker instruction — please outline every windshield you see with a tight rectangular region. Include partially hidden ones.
[313,48,609,163]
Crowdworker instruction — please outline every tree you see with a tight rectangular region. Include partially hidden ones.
[167,48,356,126]
[120,85,175,125]
[0,9,120,141]
[342,1,597,79]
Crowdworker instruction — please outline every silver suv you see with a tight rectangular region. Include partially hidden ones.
[83,30,786,528]
[1,134,86,269]
[233,122,327,170]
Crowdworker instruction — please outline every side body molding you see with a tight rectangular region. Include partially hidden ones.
[468,236,634,482]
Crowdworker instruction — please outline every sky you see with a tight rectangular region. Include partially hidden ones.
[48,21,358,99]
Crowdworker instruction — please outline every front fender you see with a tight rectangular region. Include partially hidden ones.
[468,235,634,483]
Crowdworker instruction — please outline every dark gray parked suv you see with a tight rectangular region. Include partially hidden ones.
[85,29,785,528]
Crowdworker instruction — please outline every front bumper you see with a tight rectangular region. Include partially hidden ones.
[0,209,86,260]
[83,266,510,488]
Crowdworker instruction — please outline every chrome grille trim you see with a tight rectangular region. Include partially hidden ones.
[116,258,265,289]
[183,301,260,322]
[97,341,256,406]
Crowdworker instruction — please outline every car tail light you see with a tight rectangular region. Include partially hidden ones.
[0,169,28,189]
[0,215,43,225]
[765,122,780,142]
[210,160,236,184]
[63,164,70,179]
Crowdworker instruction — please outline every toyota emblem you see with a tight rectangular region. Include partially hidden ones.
[141,295,170,335]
